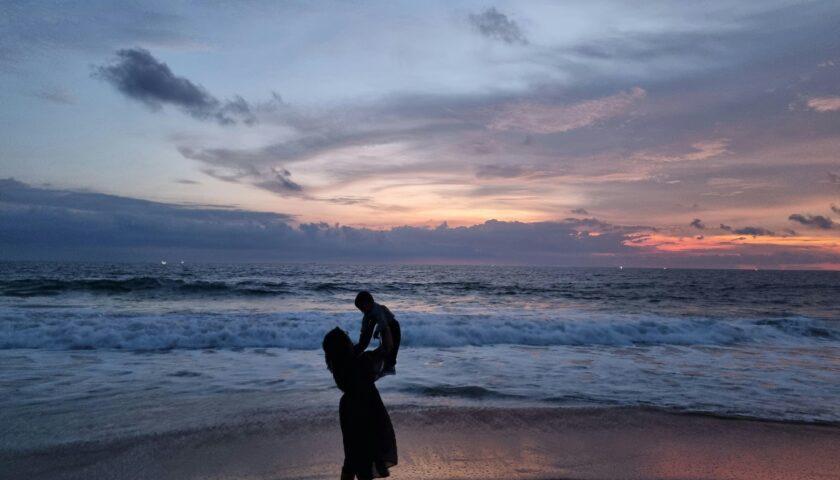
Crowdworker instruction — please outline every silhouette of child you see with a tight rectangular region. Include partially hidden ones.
[354,291,401,378]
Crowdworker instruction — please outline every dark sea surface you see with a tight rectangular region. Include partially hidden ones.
[1,262,838,451]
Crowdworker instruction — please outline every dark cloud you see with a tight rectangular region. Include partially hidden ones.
[253,168,303,194]
[174,179,200,185]
[201,165,304,196]
[0,179,652,263]
[4,180,839,268]
[468,8,528,45]
[323,196,371,206]
[733,226,775,237]
[570,208,589,215]
[788,213,835,229]
[94,48,256,125]
[719,224,732,231]
[0,178,296,258]
[831,204,840,215]
[689,218,705,229]
[0,178,293,222]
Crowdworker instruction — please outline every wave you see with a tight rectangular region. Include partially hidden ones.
[0,277,293,297]
[0,277,404,297]
[0,310,837,351]
[402,384,523,400]
[0,277,526,298]
[2,275,837,319]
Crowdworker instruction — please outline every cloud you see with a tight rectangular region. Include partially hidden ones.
[200,165,304,196]
[94,48,256,125]
[4,180,840,268]
[32,87,74,104]
[570,208,589,215]
[174,95,476,195]
[0,2,194,72]
[323,196,372,206]
[689,218,705,229]
[12,1,840,246]
[788,213,835,229]
[635,140,730,163]
[0,178,297,258]
[832,204,840,214]
[719,224,732,231]
[733,226,774,237]
[0,179,653,263]
[174,179,200,185]
[468,7,527,45]
[253,168,303,194]
[488,87,646,134]
[475,164,526,179]
[806,96,840,112]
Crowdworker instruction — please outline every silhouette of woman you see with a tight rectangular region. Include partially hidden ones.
[323,326,397,479]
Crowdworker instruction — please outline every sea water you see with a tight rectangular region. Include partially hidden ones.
[1,262,838,451]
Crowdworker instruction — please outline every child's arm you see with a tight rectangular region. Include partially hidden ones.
[365,315,393,376]
[355,314,375,354]
[378,318,393,356]
[355,306,389,354]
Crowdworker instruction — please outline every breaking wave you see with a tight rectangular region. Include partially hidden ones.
[0,310,837,351]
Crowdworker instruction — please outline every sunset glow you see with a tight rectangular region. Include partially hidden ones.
[1,1,839,268]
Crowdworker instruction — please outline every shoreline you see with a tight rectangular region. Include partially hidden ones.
[4,406,839,480]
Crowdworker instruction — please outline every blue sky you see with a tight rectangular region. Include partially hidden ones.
[1,1,840,267]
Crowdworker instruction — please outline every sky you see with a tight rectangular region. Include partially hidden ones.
[1,0,840,268]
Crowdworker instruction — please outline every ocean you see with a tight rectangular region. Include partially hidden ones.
[1,262,838,452]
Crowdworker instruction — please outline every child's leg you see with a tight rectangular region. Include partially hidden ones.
[387,319,400,368]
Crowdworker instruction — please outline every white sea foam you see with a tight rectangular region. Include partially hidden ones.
[0,309,836,350]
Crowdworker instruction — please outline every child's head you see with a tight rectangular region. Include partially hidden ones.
[354,290,374,313]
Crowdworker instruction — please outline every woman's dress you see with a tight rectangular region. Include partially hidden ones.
[334,347,398,479]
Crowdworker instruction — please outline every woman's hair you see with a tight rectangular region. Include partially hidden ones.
[323,327,353,372]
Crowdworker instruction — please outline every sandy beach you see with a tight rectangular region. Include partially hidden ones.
[3,406,839,480]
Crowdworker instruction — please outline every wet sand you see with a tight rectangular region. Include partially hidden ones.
[3,407,839,480]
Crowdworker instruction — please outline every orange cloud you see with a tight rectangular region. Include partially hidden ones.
[634,139,730,163]
[806,96,840,112]
[628,233,840,254]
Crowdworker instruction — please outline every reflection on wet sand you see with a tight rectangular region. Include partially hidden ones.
[5,407,838,480]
